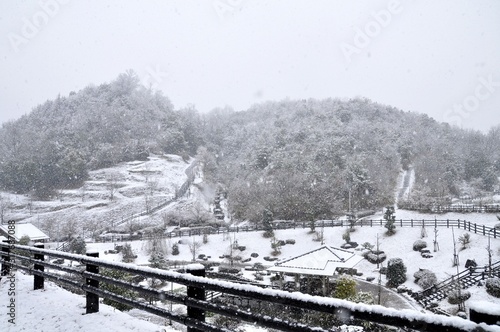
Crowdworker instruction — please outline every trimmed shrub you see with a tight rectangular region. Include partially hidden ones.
[251,252,259,258]
[285,239,296,245]
[413,269,437,289]
[448,289,471,304]
[172,243,179,255]
[363,251,386,264]
[342,229,351,243]
[237,246,246,251]
[347,291,374,305]
[334,276,357,299]
[361,242,374,251]
[486,277,500,298]
[412,240,427,251]
[218,266,240,274]
[386,258,407,287]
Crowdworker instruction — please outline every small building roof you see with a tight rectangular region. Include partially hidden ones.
[0,223,49,242]
[267,245,364,277]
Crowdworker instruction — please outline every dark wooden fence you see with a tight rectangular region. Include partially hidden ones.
[156,219,499,239]
[2,242,497,332]
[398,203,500,213]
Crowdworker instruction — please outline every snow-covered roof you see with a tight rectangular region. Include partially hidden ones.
[0,223,49,242]
[267,245,364,277]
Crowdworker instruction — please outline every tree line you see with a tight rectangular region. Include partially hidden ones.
[0,71,498,222]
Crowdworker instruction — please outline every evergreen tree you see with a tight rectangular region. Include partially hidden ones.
[100,268,137,311]
[121,243,136,263]
[334,276,357,299]
[68,236,86,255]
[262,209,274,238]
[383,206,396,235]
[386,258,407,287]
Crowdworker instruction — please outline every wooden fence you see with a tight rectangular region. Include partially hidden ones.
[2,242,497,332]
[157,219,499,239]
[398,203,500,213]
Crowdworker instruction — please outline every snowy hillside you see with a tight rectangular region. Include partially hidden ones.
[3,154,196,241]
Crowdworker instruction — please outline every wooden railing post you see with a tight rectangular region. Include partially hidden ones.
[34,243,45,290]
[86,251,99,314]
[186,264,206,332]
[1,240,11,276]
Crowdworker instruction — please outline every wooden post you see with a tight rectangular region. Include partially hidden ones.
[86,251,99,314]
[186,264,206,332]
[34,243,45,290]
[1,240,11,276]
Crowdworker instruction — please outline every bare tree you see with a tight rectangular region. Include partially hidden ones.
[189,203,213,225]
[41,217,57,240]
[106,172,120,201]
[61,219,78,241]
[433,228,440,252]
[189,238,202,262]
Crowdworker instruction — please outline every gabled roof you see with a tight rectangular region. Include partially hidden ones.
[0,223,49,242]
[267,245,364,276]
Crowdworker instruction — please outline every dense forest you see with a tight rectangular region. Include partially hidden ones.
[0,72,499,222]
[201,99,500,221]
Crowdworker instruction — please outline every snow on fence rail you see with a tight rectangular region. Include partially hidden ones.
[157,219,499,239]
[398,203,500,213]
[1,242,500,332]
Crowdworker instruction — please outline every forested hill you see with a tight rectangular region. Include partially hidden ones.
[0,71,203,198]
[0,72,498,222]
[202,98,500,221]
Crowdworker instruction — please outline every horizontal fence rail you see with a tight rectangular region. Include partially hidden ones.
[1,243,499,332]
[140,219,499,240]
[398,203,500,213]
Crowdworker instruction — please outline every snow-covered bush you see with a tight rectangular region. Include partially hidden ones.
[285,239,296,245]
[218,266,240,274]
[386,258,407,287]
[486,277,500,298]
[413,269,437,289]
[361,242,374,250]
[347,291,374,305]
[448,289,471,304]
[412,240,427,251]
[172,243,179,255]
[342,229,351,243]
[121,243,136,263]
[363,250,386,264]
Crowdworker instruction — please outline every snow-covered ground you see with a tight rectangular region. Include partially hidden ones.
[0,272,176,332]
[2,156,500,331]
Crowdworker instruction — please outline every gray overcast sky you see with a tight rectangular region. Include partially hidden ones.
[1,0,499,132]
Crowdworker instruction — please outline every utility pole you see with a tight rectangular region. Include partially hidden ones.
[376,233,380,269]
[377,262,383,305]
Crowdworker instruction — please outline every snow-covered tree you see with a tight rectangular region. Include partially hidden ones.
[386,258,407,287]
